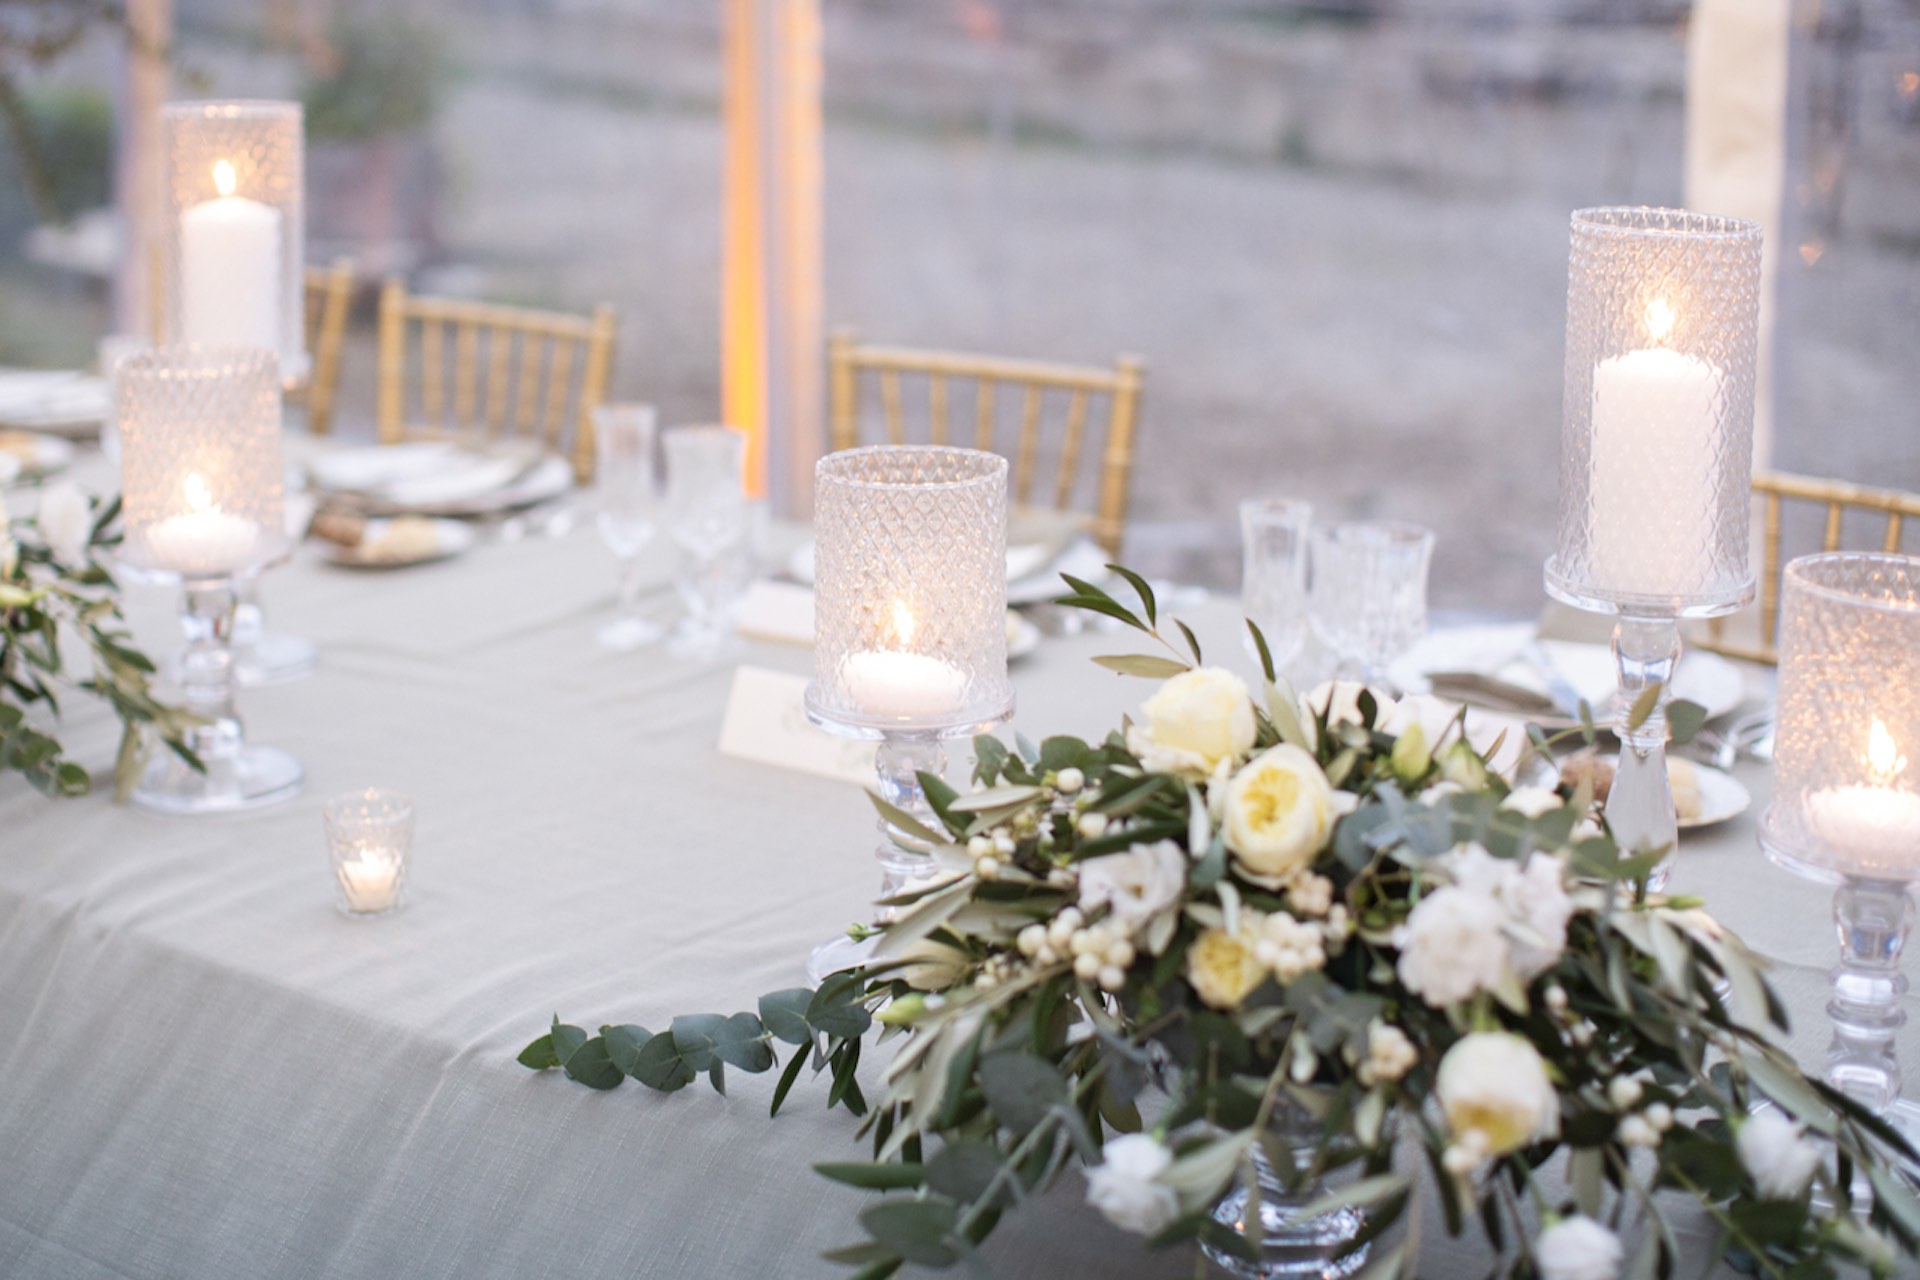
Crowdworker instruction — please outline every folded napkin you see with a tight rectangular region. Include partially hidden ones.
[734,580,816,646]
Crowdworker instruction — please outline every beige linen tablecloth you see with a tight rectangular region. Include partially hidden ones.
[0,476,1910,1278]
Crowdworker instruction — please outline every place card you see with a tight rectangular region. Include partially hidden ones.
[718,666,875,785]
[733,580,815,646]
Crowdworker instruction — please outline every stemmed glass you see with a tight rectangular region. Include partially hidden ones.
[1309,520,1435,684]
[1240,498,1312,677]
[592,404,663,650]
[664,425,749,661]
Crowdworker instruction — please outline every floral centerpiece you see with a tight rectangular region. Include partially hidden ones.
[527,574,1920,1279]
[1,477,197,797]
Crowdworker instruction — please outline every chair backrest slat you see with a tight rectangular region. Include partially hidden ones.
[826,328,1147,557]
[297,258,354,436]
[376,279,619,479]
[1702,471,1920,665]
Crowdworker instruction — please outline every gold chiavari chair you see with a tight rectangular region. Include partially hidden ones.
[827,329,1147,558]
[1699,471,1920,665]
[290,257,355,436]
[376,279,618,480]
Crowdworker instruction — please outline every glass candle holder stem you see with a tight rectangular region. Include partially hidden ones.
[807,734,950,986]
[177,581,243,753]
[1606,614,1682,890]
[872,735,947,902]
[1826,878,1913,1116]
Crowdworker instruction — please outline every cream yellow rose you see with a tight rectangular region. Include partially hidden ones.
[1221,744,1335,879]
[1125,667,1257,779]
[1186,918,1268,1010]
[1436,1032,1560,1159]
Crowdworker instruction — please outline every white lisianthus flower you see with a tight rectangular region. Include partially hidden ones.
[1436,1032,1559,1158]
[1501,786,1564,818]
[1078,840,1186,929]
[1535,1215,1623,1280]
[1084,1134,1180,1236]
[35,481,91,568]
[1443,845,1573,981]
[1300,680,1398,748]
[1125,667,1257,780]
[1737,1111,1822,1200]
[1394,885,1511,1007]
[1220,744,1335,879]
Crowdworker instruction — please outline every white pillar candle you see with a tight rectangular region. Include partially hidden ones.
[180,159,283,353]
[1586,302,1724,598]
[142,472,261,578]
[1807,720,1920,874]
[337,855,403,913]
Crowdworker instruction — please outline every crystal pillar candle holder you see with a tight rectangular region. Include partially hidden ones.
[116,345,300,814]
[325,789,415,917]
[1544,207,1763,888]
[1760,552,1920,1162]
[805,445,1015,981]
[159,101,307,384]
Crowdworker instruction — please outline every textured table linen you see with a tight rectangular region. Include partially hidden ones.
[1,494,1912,1278]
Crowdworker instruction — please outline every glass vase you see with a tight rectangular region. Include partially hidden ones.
[1203,1105,1371,1280]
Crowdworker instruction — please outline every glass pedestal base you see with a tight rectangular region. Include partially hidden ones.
[133,744,304,815]
[1204,1175,1369,1279]
[234,631,317,687]
[806,933,876,987]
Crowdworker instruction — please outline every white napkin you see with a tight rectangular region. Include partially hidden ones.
[733,581,815,646]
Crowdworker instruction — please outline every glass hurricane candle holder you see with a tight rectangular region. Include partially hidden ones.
[1759,552,1920,1164]
[159,101,307,384]
[325,789,414,917]
[1544,207,1763,889]
[805,446,1015,983]
[116,345,300,814]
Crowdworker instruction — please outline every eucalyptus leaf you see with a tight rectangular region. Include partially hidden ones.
[631,1030,698,1092]
[977,1053,1068,1135]
[858,1199,960,1268]
[561,1035,625,1090]
[758,989,815,1046]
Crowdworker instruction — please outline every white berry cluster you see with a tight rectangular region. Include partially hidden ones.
[1354,1020,1419,1087]
[1016,908,1133,991]
[1606,1075,1673,1149]
[1252,911,1327,982]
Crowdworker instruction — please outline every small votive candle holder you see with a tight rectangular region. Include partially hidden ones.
[324,789,414,918]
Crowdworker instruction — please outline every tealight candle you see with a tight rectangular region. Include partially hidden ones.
[1806,721,1920,873]
[179,159,283,353]
[842,600,969,721]
[324,789,414,918]
[336,853,403,914]
[140,472,261,579]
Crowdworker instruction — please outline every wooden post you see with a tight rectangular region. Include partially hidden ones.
[113,0,172,340]
[723,0,823,516]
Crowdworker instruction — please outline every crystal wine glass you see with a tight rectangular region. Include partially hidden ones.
[592,404,663,650]
[664,425,750,661]
[1309,520,1435,685]
[1240,497,1313,677]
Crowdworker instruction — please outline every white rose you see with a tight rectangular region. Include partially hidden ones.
[1300,680,1398,748]
[1078,840,1186,929]
[1436,1032,1559,1157]
[1737,1111,1822,1200]
[1535,1215,1623,1280]
[36,481,91,567]
[1221,744,1335,879]
[1501,786,1564,819]
[1125,667,1256,779]
[1083,1133,1180,1236]
[1395,885,1511,1007]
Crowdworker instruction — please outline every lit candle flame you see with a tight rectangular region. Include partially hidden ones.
[1645,297,1676,345]
[213,160,237,198]
[1868,719,1908,788]
[891,600,916,647]
[184,472,214,514]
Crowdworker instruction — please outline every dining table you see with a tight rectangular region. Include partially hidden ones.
[1,443,1912,1280]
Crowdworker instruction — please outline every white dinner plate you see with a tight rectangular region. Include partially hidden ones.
[1564,754,1750,831]
[307,442,571,517]
[317,517,478,570]
[0,432,76,481]
[0,372,111,437]
[1391,623,1746,724]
